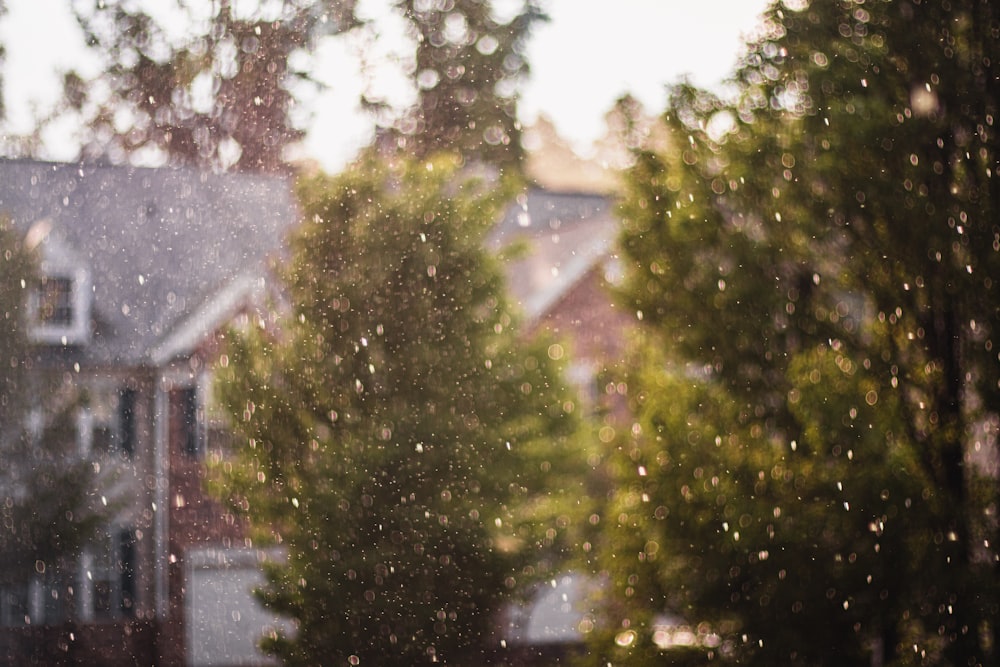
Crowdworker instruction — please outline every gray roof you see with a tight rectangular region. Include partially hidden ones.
[490,189,617,322]
[0,159,298,367]
[0,162,612,367]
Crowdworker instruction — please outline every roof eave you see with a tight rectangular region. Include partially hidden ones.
[147,273,268,366]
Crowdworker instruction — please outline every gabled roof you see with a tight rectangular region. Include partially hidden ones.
[0,159,298,367]
[490,188,617,323]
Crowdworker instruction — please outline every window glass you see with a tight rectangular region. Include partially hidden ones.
[0,584,30,627]
[91,528,136,620]
[37,276,73,326]
[170,387,200,458]
[86,388,134,458]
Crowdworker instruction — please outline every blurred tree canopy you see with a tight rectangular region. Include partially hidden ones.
[59,0,541,173]
[594,1,999,665]
[212,152,588,665]
[0,221,104,589]
[64,0,359,172]
[380,0,545,172]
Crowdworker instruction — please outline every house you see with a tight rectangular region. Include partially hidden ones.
[490,187,632,406]
[0,159,297,666]
[0,155,637,664]
[489,188,640,661]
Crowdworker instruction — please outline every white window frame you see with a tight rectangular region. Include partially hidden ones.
[76,386,137,459]
[79,527,137,622]
[29,266,92,346]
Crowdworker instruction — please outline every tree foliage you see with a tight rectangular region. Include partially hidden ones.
[212,153,586,665]
[596,1,1000,665]
[0,221,103,584]
[383,0,545,172]
[65,0,358,171]
[60,0,540,173]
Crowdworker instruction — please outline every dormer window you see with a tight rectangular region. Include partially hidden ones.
[29,268,92,345]
[38,276,74,327]
[25,224,92,346]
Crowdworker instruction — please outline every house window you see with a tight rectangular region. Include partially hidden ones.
[170,387,200,457]
[119,529,137,615]
[37,276,73,326]
[83,388,137,459]
[119,388,137,458]
[29,268,91,346]
[0,573,74,626]
[90,528,137,620]
[42,572,73,624]
[0,583,30,627]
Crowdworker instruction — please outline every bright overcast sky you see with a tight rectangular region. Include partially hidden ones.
[0,0,773,172]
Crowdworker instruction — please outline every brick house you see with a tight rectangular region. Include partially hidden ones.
[0,159,297,666]
[491,187,631,416]
[490,188,636,661]
[0,158,631,665]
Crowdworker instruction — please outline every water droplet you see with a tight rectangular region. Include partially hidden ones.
[615,630,636,647]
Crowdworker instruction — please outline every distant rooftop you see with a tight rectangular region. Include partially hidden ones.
[490,188,617,323]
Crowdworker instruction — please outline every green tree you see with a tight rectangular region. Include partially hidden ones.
[64,0,358,171]
[213,153,587,665]
[381,0,545,172]
[0,221,103,600]
[596,1,1000,665]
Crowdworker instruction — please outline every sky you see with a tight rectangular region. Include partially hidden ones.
[0,0,773,172]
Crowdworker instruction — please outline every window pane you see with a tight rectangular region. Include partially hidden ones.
[38,277,73,326]
[118,529,136,616]
[119,389,136,458]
